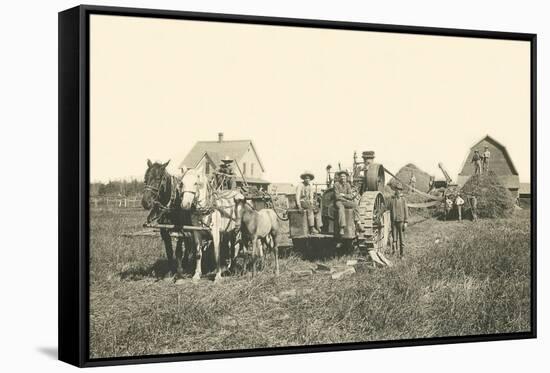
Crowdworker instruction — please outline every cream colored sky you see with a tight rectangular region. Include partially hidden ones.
[90,15,531,183]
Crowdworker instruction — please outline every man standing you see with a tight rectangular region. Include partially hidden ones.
[471,150,482,175]
[334,170,363,236]
[444,195,453,221]
[295,171,322,234]
[467,193,478,221]
[387,184,409,257]
[409,173,417,191]
[455,192,465,221]
[482,146,491,173]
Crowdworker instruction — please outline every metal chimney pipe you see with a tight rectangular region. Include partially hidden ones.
[218,132,224,142]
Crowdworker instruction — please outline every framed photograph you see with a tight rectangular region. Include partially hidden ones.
[59,5,537,367]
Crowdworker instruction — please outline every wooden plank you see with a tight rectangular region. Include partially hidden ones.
[142,223,209,232]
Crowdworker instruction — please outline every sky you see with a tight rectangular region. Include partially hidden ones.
[90,15,531,184]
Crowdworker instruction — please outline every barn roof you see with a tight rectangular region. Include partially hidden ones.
[178,140,265,171]
[458,134,519,176]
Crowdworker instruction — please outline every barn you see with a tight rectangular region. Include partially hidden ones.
[178,133,270,190]
[457,135,520,197]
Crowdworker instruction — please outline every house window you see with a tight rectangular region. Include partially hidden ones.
[251,163,254,176]
[205,162,210,175]
[242,162,247,176]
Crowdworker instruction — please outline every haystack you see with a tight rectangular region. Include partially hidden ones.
[460,173,515,218]
[387,163,433,193]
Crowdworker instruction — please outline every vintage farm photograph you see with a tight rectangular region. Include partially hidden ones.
[88,15,533,358]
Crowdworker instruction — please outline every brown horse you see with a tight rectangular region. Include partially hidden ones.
[235,201,281,276]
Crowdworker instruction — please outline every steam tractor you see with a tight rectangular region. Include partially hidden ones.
[288,151,391,265]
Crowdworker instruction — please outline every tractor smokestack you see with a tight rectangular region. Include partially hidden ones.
[218,132,224,142]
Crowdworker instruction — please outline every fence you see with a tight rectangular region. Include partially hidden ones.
[90,196,142,208]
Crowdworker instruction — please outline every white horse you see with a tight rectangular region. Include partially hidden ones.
[179,167,243,283]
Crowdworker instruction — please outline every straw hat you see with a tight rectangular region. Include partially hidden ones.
[335,170,349,178]
[221,156,233,164]
[300,170,315,180]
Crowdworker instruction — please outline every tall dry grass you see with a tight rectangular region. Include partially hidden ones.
[89,207,531,358]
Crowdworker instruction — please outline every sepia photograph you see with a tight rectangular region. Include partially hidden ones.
[84,11,534,361]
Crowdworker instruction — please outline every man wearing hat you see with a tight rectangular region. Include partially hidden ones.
[482,146,491,173]
[217,156,236,190]
[471,150,482,175]
[334,170,363,235]
[455,192,465,221]
[295,171,322,234]
[387,183,409,257]
[354,151,375,193]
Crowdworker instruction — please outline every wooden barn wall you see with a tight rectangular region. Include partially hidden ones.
[459,139,516,177]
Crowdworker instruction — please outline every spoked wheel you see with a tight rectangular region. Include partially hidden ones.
[357,191,393,266]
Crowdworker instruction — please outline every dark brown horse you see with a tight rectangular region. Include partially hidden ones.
[141,159,191,278]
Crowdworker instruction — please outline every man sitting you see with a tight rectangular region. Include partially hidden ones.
[216,156,237,190]
[295,170,322,234]
[333,170,363,235]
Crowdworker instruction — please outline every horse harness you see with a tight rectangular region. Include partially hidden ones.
[144,171,179,211]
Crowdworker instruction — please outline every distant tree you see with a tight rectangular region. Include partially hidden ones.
[92,179,144,197]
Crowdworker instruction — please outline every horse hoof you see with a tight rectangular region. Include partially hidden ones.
[192,275,200,283]
[213,275,223,284]
[175,278,186,285]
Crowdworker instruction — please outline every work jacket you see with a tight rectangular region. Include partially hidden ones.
[334,181,354,201]
[387,196,409,223]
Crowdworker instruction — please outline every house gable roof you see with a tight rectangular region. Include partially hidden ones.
[458,134,519,176]
[178,140,265,171]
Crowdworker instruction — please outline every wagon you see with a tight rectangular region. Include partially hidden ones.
[288,152,392,265]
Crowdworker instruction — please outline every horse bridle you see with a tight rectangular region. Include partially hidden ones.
[144,172,171,210]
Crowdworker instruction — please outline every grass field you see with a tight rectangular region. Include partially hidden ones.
[89,207,531,359]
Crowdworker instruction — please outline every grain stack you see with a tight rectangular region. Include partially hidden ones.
[460,173,515,218]
[388,163,432,193]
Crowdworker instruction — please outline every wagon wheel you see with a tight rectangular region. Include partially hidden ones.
[357,191,386,252]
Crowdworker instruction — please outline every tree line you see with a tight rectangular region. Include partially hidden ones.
[90,179,144,197]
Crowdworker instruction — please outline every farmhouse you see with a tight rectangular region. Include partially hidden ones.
[457,135,520,197]
[178,133,270,190]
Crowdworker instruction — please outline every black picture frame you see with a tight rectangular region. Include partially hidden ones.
[59,4,537,368]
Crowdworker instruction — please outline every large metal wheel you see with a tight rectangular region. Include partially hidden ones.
[365,164,386,192]
[356,191,386,251]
